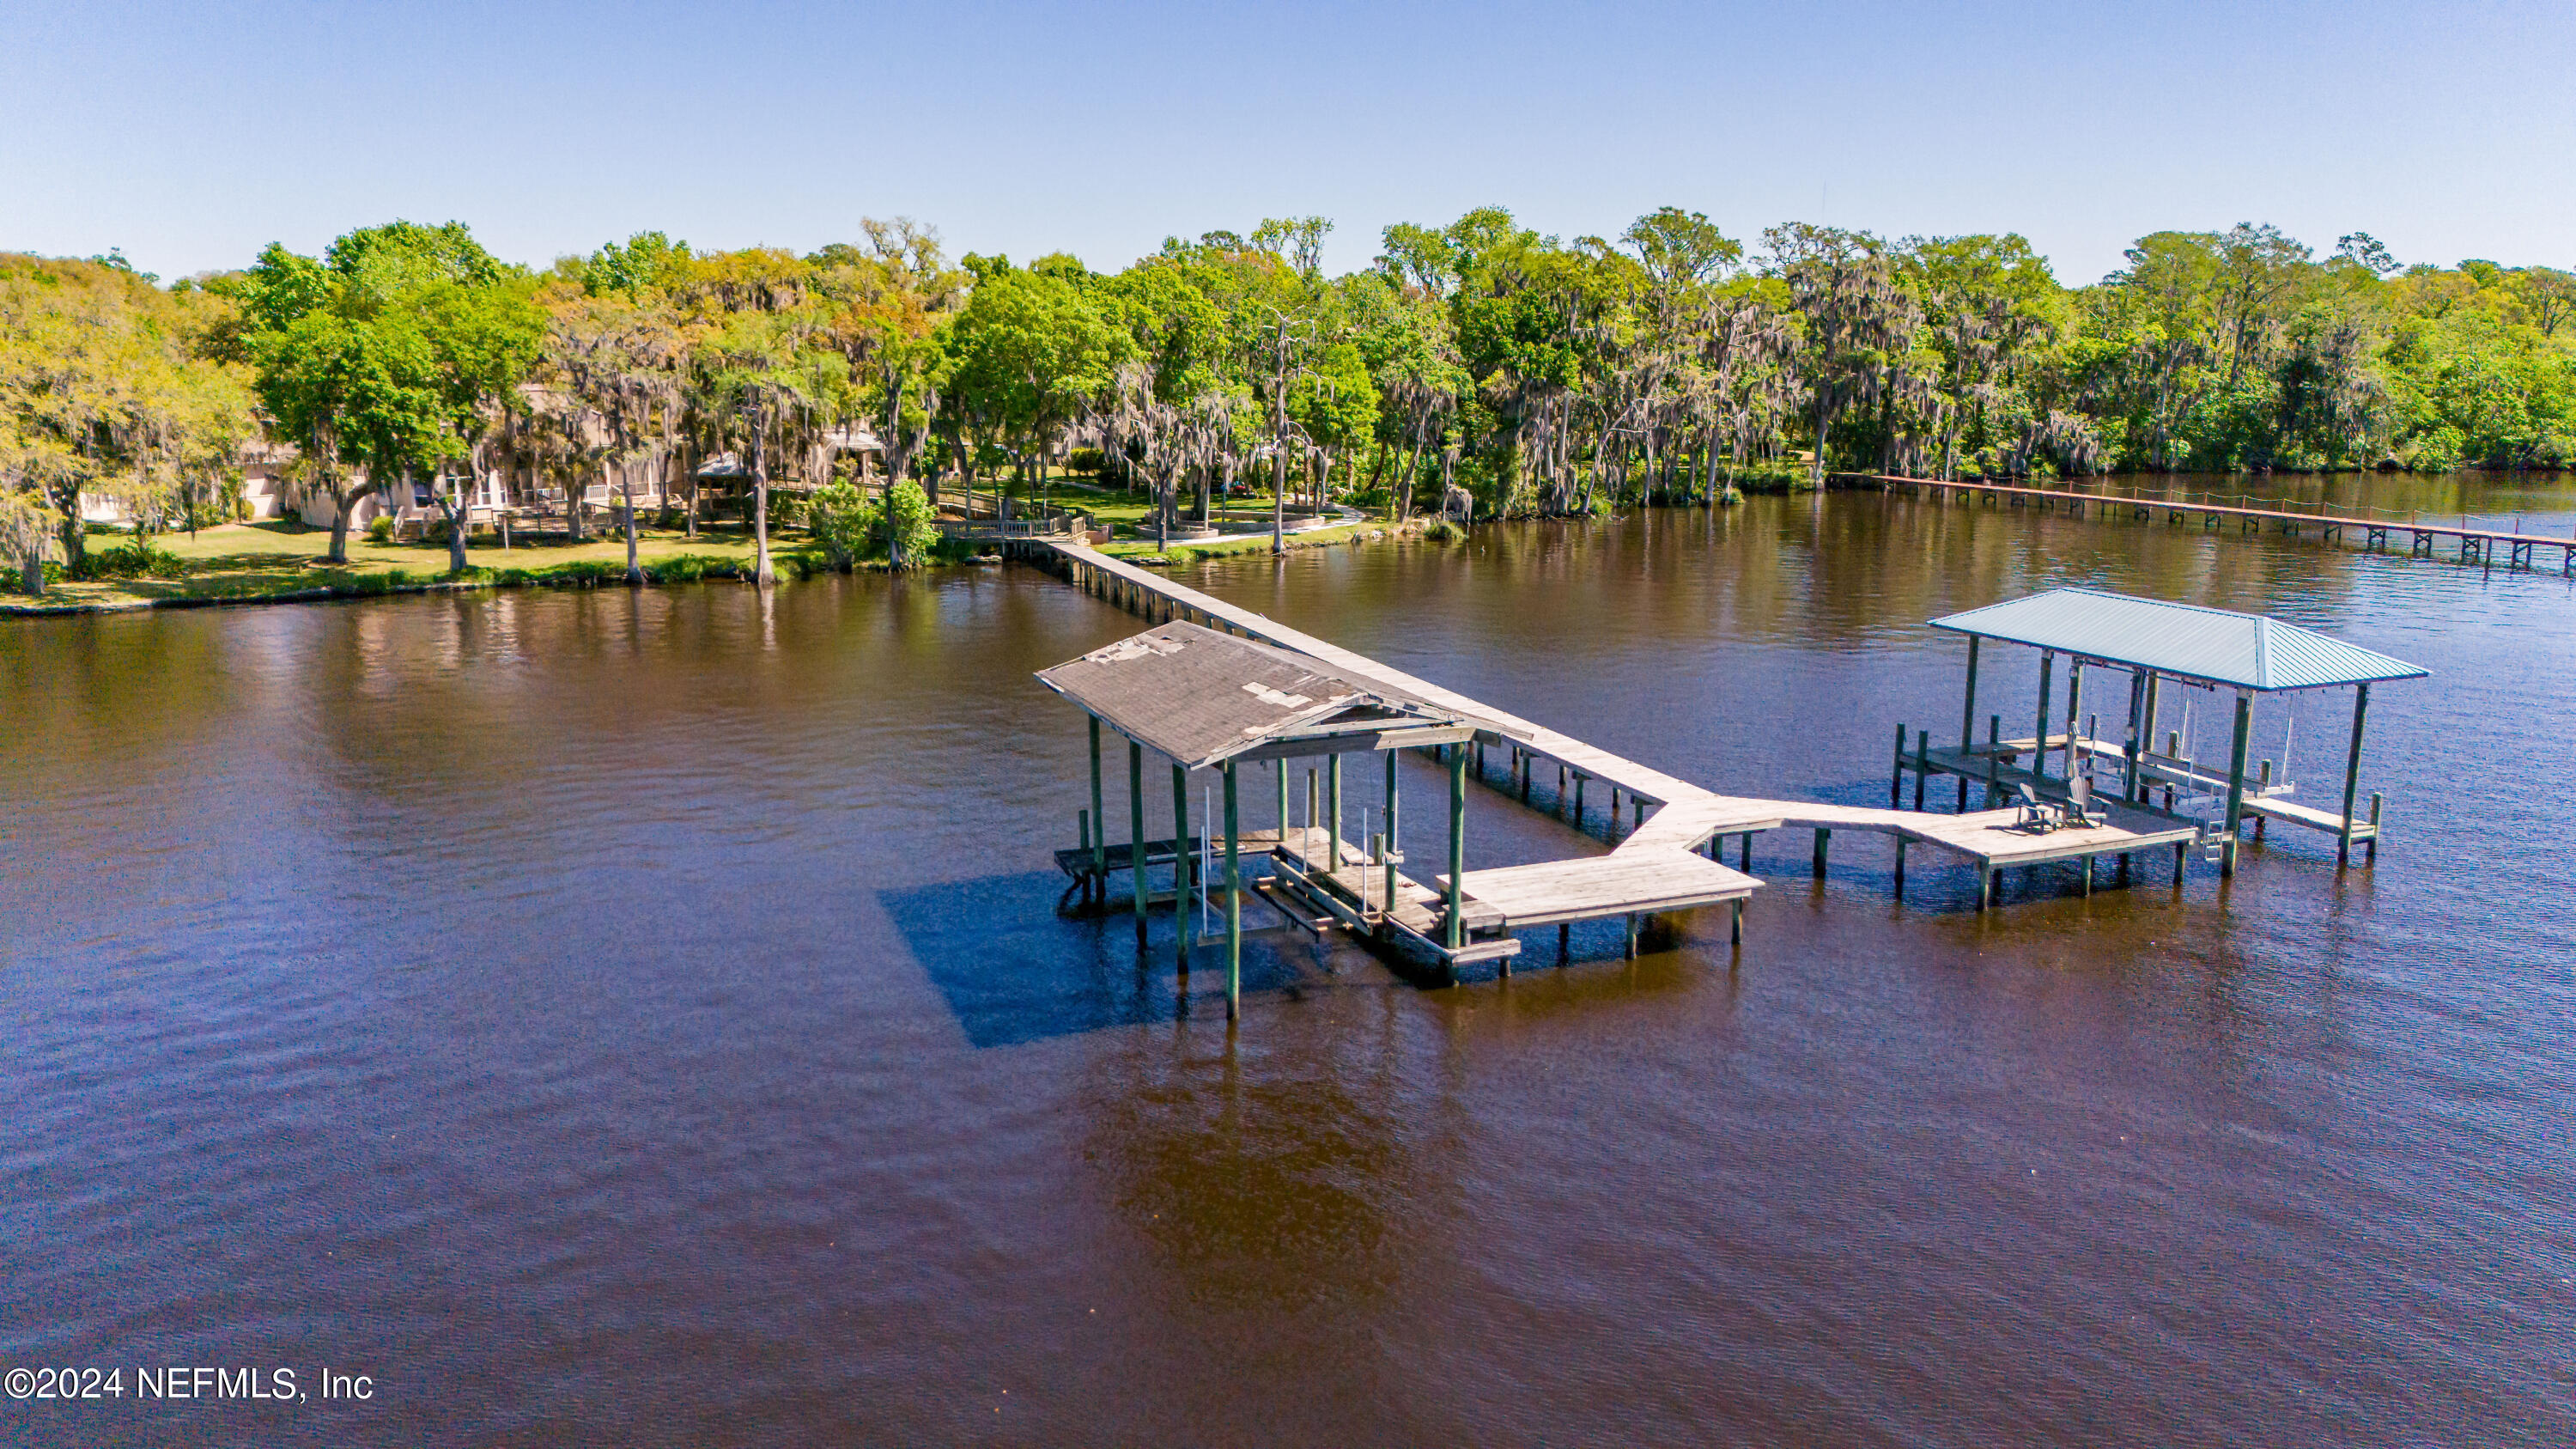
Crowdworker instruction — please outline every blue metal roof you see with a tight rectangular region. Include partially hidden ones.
[1929,588,2427,691]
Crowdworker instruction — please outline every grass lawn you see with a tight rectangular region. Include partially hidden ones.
[3,491,1424,612]
[3,519,773,614]
[1041,478,1405,563]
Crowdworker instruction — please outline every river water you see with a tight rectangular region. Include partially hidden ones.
[3,478,2571,1446]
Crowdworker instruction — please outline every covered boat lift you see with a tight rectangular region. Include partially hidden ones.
[1912,588,2427,877]
[1038,621,1507,1019]
[1037,621,1763,1018]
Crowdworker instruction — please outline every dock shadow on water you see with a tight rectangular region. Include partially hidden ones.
[876,871,1303,1047]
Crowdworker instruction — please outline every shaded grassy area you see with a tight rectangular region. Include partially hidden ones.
[1042,478,1398,563]
[2,495,1425,613]
[3,520,776,614]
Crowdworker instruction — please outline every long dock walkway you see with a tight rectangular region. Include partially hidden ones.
[1858,472,2576,575]
[1025,539,2202,912]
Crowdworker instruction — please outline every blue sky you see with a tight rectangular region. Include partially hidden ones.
[5,0,2569,285]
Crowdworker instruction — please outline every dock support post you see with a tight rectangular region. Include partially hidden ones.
[1327,754,1342,868]
[1306,769,1320,852]
[2338,683,2371,867]
[2221,690,2254,877]
[1730,899,1743,944]
[2034,651,2056,782]
[1276,758,1288,840]
[1624,913,1637,959]
[1633,796,1644,835]
[2366,793,2383,863]
[1173,762,1193,959]
[1224,762,1240,1021]
[1812,828,1830,877]
[1987,715,2002,807]
[1894,838,1906,897]
[2081,855,2093,897]
[1573,774,1585,827]
[2123,672,2148,801]
[1914,730,1929,810]
[1129,740,1148,944]
[2064,661,2085,783]
[1444,743,1467,950]
[1977,863,1992,910]
[1558,922,1570,963]
[1958,636,1980,810]
[1385,748,1400,861]
[1890,721,1907,807]
[1089,716,1107,900]
[1739,833,1751,870]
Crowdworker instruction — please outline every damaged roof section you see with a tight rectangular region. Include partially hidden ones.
[1036,621,1500,769]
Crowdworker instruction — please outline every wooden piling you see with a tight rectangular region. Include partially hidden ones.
[1384,748,1400,861]
[2064,662,2085,782]
[1327,754,1342,868]
[2221,691,2253,877]
[2033,651,2055,782]
[1986,715,2003,807]
[1444,743,1467,950]
[1089,715,1107,896]
[1172,762,1193,959]
[1958,636,1980,810]
[2338,683,2371,866]
[1224,762,1241,1020]
[1813,827,1830,876]
[1129,740,1148,943]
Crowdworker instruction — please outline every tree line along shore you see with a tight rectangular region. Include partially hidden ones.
[6,210,2571,608]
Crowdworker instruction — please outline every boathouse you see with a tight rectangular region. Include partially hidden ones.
[1914,588,2427,880]
[1037,621,1763,1016]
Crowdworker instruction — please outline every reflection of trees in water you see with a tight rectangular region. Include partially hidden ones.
[1078,1016,1418,1313]
[6,611,249,784]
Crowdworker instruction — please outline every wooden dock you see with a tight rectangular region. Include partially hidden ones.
[1919,734,2383,851]
[1023,539,2208,928]
[1856,472,2576,575]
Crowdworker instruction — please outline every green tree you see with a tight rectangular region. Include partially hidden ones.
[228,222,541,568]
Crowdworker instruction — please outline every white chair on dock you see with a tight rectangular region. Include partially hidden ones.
[2066,770,2108,828]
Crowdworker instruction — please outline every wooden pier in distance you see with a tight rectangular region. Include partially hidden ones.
[1856,472,2576,575]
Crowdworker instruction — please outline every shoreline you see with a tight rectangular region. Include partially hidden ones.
[2,514,1436,619]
